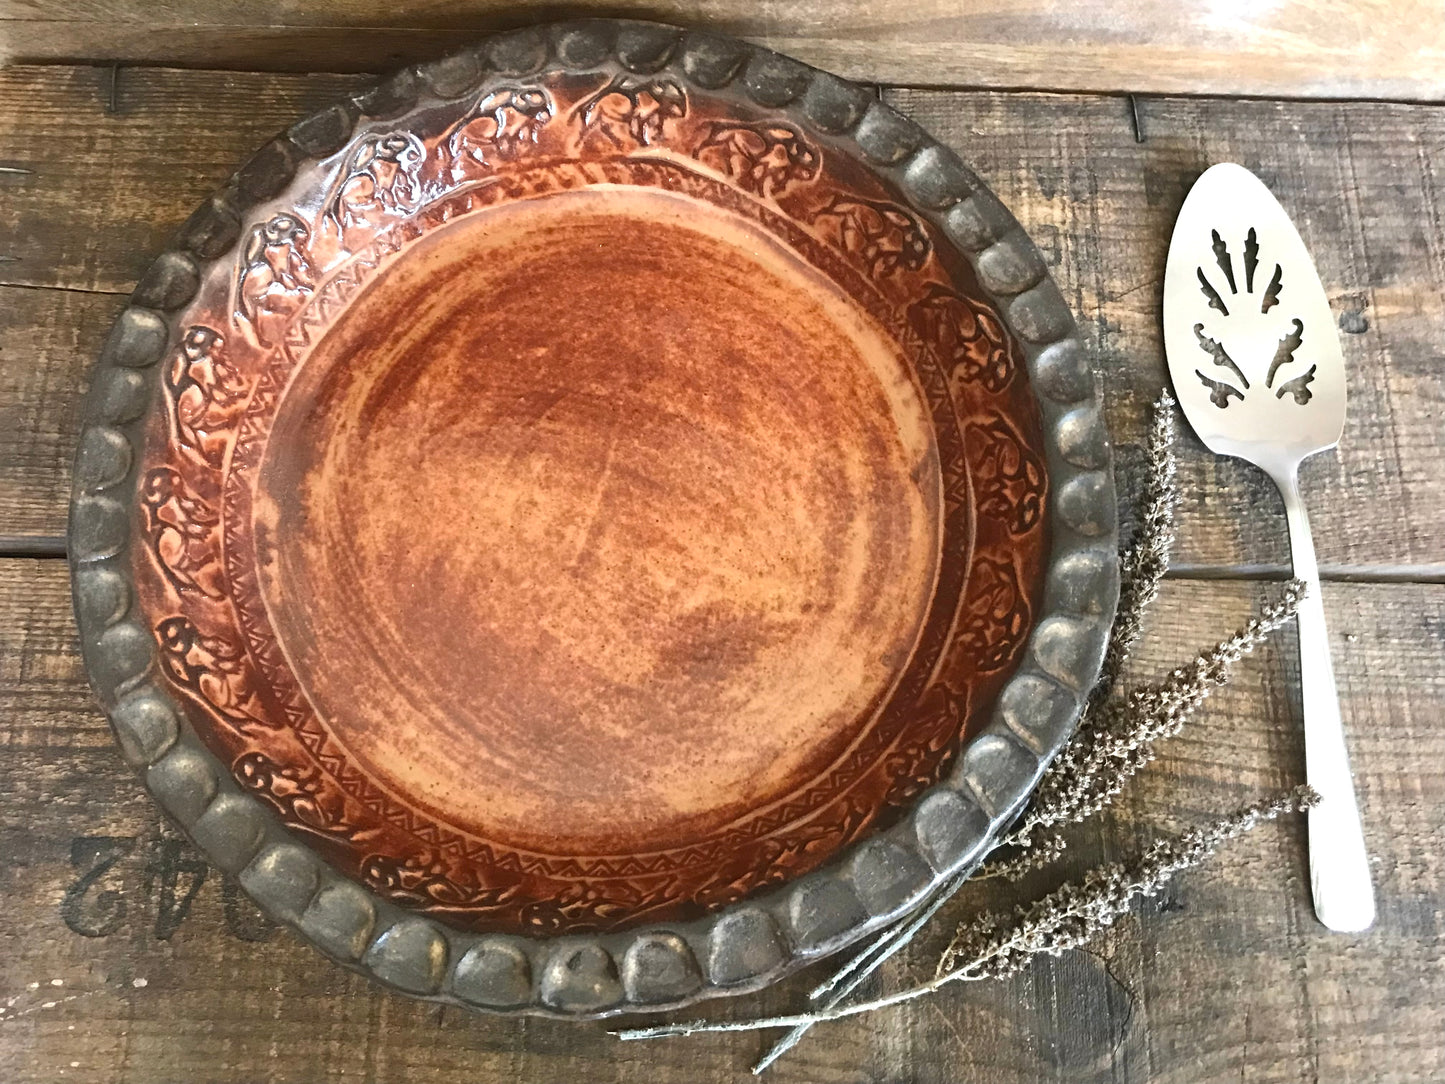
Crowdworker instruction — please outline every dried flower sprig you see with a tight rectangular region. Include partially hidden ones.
[1092,391,1180,707]
[935,785,1318,979]
[742,393,1301,1070]
[984,578,1304,880]
[760,392,1189,1068]
[615,787,1319,1044]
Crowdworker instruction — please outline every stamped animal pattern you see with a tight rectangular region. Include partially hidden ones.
[234,213,315,346]
[235,751,357,841]
[164,326,248,469]
[322,133,423,232]
[692,119,820,198]
[573,74,686,147]
[967,415,1046,535]
[140,467,224,600]
[437,85,554,182]
[811,196,932,277]
[909,282,1017,393]
[156,616,274,735]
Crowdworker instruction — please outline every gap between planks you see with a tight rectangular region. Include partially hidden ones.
[0,280,129,297]
[5,58,1445,111]
[0,537,66,558]
[1166,562,1445,585]
[1,546,1442,587]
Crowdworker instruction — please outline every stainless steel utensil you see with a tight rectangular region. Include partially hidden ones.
[1163,162,1374,932]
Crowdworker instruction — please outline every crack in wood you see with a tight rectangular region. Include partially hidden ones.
[0,537,67,558]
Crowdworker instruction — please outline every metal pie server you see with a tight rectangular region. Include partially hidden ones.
[1163,162,1374,932]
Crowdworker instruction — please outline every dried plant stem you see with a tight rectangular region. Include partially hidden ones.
[936,786,1317,978]
[989,578,1305,875]
[809,869,969,1002]
[967,833,1068,882]
[751,868,973,1074]
[616,787,1318,1044]
[1092,390,1180,709]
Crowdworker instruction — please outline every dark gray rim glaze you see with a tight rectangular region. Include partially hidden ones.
[69,19,1119,1019]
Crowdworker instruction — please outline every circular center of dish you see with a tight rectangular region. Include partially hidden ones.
[254,188,942,856]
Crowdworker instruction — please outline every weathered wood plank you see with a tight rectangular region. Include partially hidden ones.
[3,67,1442,572]
[2,1,1443,100]
[0,286,123,540]
[1,559,1440,1082]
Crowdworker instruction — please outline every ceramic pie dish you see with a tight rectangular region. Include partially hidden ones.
[69,19,1118,1017]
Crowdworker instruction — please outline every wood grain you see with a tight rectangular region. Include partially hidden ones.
[1,559,1440,1082]
[2,1,1443,100]
[0,286,122,543]
[3,66,1443,573]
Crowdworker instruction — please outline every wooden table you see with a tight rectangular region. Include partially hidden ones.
[2,6,1443,1081]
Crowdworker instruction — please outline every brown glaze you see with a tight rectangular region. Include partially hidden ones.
[131,69,1051,933]
[257,189,940,854]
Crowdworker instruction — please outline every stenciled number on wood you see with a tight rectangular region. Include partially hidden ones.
[60,834,277,942]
